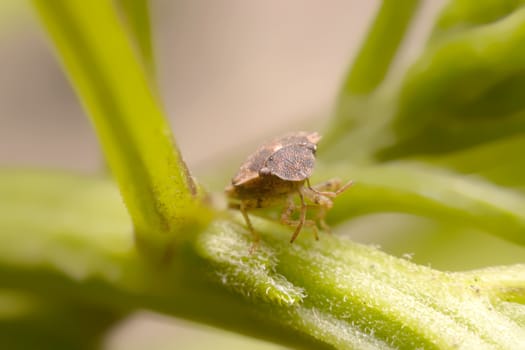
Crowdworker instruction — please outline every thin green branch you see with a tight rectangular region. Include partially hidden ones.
[32,1,210,261]
[318,162,525,247]
[324,0,419,157]
[429,0,525,43]
[338,0,420,97]
[116,0,155,77]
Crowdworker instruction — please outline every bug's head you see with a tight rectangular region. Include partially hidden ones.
[306,143,317,155]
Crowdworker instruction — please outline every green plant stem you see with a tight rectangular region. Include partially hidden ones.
[1,170,524,349]
[116,0,155,77]
[324,0,419,157]
[430,0,525,43]
[338,0,420,97]
[32,1,209,261]
[320,162,525,246]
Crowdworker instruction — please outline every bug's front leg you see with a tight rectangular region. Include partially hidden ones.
[307,178,353,198]
[303,178,352,234]
[280,195,296,226]
[285,189,319,243]
[281,193,319,242]
[311,178,342,192]
[239,201,260,252]
[314,205,331,234]
[290,189,306,243]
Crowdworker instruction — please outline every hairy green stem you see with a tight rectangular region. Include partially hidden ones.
[32,0,209,261]
[1,171,524,349]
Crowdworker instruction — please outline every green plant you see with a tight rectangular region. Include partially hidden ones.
[2,0,525,349]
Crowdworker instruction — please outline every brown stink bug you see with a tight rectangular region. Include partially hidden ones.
[225,131,352,246]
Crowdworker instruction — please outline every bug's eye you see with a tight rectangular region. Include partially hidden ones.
[259,167,271,176]
[307,144,317,154]
[268,156,274,162]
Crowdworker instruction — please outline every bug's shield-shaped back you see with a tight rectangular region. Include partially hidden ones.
[262,144,315,181]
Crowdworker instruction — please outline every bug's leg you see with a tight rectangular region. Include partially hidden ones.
[304,204,330,235]
[319,220,331,234]
[309,178,340,191]
[303,184,334,209]
[306,178,338,197]
[280,195,296,225]
[289,189,307,243]
[302,191,332,236]
[313,205,331,233]
[307,178,353,197]
[283,218,319,240]
[240,202,259,252]
[283,200,319,241]
[310,219,319,240]
[334,179,353,196]
[301,179,353,239]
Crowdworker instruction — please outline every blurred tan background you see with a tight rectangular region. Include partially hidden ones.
[0,1,444,348]
[1,1,444,172]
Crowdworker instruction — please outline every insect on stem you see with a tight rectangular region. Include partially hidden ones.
[225,131,352,248]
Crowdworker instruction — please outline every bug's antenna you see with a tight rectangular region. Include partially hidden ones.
[335,180,354,195]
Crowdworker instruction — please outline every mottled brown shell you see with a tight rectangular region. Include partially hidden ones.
[260,144,316,181]
[231,131,320,186]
